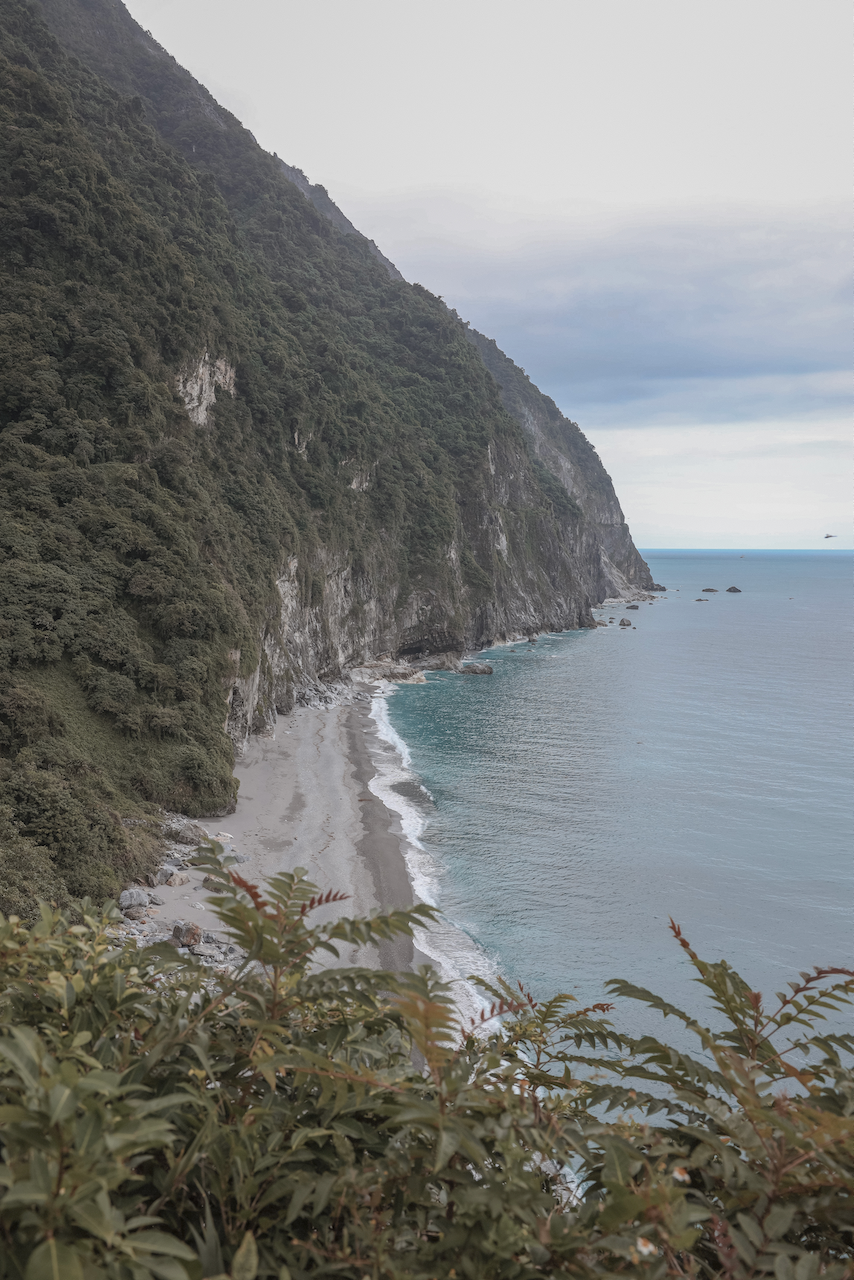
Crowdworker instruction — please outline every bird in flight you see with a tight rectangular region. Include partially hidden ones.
[824,534,837,539]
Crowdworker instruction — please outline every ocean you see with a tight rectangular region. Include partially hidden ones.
[369,551,852,1031]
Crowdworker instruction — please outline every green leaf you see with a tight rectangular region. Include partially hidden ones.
[24,1240,84,1280]
[602,1138,642,1185]
[433,1126,459,1172]
[231,1232,258,1280]
[1,1181,50,1208]
[131,1231,197,1259]
[47,1084,77,1126]
[736,1213,766,1249]
[140,1259,193,1280]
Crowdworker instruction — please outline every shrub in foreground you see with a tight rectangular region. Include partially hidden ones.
[0,844,850,1279]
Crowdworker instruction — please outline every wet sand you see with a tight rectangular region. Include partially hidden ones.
[197,697,419,971]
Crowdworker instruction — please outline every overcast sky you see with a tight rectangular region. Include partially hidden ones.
[125,0,850,548]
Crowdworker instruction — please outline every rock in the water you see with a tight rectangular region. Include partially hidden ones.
[651,582,667,591]
[619,618,632,627]
[726,586,741,592]
[119,887,149,910]
[626,604,639,610]
[695,599,708,602]
[167,872,190,887]
[122,906,147,922]
[172,921,201,947]
[412,652,463,673]
[701,588,718,593]
[460,663,493,675]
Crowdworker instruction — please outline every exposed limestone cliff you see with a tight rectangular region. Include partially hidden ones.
[464,328,654,602]
[223,424,606,752]
[176,353,236,427]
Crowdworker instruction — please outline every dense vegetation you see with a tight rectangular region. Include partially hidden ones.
[0,847,850,1279]
[0,0,604,915]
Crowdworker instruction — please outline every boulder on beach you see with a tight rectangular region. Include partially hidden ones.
[156,864,182,885]
[119,887,149,910]
[167,872,190,887]
[726,586,742,592]
[122,906,147,922]
[176,823,206,845]
[202,874,230,890]
[172,922,201,947]
[190,944,220,960]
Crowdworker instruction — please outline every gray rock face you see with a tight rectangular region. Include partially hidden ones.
[119,887,149,910]
[464,328,654,604]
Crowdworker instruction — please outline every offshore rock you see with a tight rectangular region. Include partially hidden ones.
[348,661,421,683]
[410,652,463,673]
[461,663,493,675]
[726,586,742,592]
[619,619,632,627]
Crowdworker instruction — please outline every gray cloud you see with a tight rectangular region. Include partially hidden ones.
[370,203,849,429]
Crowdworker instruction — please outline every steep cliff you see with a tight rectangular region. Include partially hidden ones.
[464,328,654,601]
[0,0,652,912]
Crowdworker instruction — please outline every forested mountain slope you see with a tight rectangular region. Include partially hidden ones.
[0,0,652,915]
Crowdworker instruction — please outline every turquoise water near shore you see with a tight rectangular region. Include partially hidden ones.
[380,551,852,1027]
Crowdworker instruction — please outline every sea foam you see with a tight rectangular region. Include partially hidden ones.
[366,684,495,1025]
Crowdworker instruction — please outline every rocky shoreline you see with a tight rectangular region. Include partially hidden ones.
[109,814,250,969]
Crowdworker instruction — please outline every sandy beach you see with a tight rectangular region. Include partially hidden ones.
[152,694,422,972]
